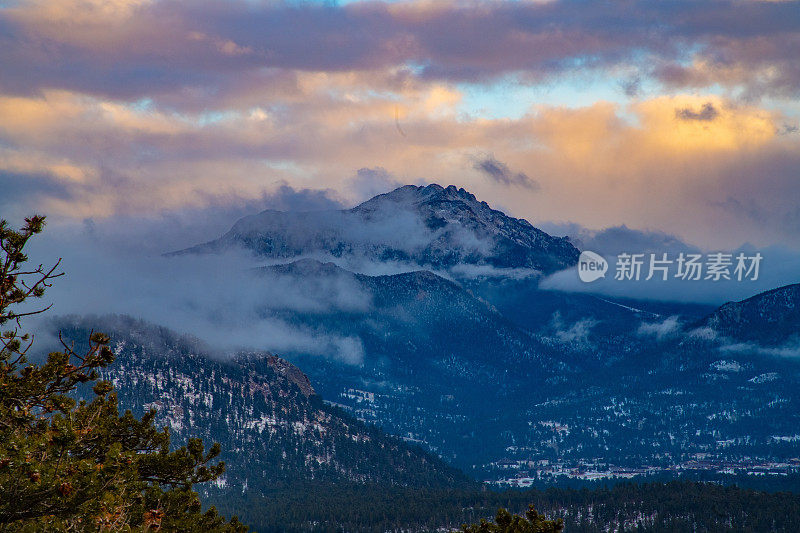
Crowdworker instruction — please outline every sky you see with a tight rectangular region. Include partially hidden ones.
[1,0,799,251]
[2,0,799,360]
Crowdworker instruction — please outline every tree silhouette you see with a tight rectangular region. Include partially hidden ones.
[461,505,563,533]
[0,216,246,531]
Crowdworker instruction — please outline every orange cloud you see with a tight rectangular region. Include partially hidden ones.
[0,80,797,250]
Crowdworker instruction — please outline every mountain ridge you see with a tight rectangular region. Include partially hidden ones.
[172,184,580,277]
[52,314,476,493]
[696,282,800,345]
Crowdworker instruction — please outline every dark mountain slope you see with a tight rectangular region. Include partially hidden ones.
[250,259,564,465]
[52,315,475,495]
[697,283,800,345]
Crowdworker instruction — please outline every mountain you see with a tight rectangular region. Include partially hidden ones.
[174,184,580,277]
[697,283,800,346]
[53,313,800,533]
[259,258,553,373]
[247,259,800,485]
[158,184,800,487]
[52,315,474,496]
[252,259,563,466]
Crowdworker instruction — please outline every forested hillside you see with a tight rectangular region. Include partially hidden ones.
[216,481,800,532]
[54,315,474,493]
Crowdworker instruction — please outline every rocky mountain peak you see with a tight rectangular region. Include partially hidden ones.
[353,184,482,214]
[173,183,580,277]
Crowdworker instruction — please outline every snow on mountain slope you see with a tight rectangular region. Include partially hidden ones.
[174,184,579,277]
[52,315,475,494]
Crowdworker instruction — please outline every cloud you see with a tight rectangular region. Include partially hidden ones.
[688,326,718,341]
[546,312,597,349]
[712,194,800,240]
[539,224,800,305]
[542,223,699,256]
[675,102,719,122]
[347,167,404,202]
[1,1,800,260]
[1,87,797,252]
[719,340,800,359]
[0,169,74,217]
[260,183,344,212]
[70,184,345,254]
[1,0,799,102]
[14,199,375,365]
[201,184,503,272]
[620,76,642,98]
[473,156,539,190]
[638,315,681,340]
[2,0,797,365]
[1,86,798,252]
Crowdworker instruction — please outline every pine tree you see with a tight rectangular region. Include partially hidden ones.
[461,505,563,533]
[0,216,246,531]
